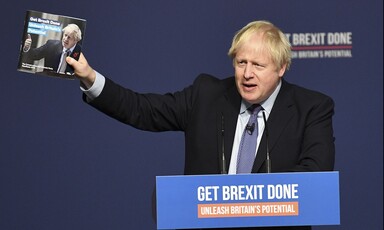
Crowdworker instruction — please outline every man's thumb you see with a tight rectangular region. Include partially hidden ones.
[66,56,76,66]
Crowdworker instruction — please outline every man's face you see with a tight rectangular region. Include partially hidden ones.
[62,31,77,49]
[234,33,286,104]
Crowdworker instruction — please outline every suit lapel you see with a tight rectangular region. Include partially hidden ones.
[70,43,81,60]
[253,80,295,172]
[216,79,241,173]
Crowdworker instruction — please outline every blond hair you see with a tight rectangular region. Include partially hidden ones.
[228,20,291,70]
[62,24,82,42]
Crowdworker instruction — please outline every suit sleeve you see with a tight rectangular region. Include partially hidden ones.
[84,77,195,132]
[26,40,53,61]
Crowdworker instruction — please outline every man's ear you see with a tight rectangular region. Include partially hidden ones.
[278,64,287,77]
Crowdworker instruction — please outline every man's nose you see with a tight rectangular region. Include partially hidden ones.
[244,64,254,79]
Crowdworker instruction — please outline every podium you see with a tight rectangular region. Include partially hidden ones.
[156,172,340,229]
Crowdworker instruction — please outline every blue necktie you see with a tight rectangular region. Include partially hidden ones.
[236,104,262,174]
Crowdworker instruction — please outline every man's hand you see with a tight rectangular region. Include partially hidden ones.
[23,34,32,52]
[66,53,96,89]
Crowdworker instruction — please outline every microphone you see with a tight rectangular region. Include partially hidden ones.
[262,110,271,173]
[245,123,255,135]
[220,114,227,174]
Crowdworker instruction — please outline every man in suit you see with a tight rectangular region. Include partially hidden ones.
[22,23,82,75]
[67,20,335,229]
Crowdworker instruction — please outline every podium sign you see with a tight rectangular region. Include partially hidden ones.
[156,172,340,229]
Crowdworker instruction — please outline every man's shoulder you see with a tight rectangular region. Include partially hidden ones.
[194,73,234,88]
[186,74,237,100]
[74,43,82,51]
[45,40,61,45]
[283,79,331,98]
[38,40,62,50]
[281,79,334,106]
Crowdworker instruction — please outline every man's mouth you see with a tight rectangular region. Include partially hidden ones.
[242,83,257,91]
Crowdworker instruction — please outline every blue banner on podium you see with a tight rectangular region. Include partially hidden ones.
[156,172,340,229]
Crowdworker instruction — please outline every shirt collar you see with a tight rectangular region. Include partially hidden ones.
[62,45,75,53]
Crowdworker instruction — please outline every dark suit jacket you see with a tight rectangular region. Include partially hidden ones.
[26,40,81,73]
[86,74,335,230]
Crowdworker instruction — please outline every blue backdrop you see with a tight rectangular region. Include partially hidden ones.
[1,0,382,229]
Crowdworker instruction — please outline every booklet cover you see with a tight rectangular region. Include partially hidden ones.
[17,10,86,79]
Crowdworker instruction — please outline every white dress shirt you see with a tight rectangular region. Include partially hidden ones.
[228,81,281,174]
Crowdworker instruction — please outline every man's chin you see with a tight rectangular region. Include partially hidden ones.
[241,93,262,104]
[242,97,258,104]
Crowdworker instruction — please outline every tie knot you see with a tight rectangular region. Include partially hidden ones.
[64,49,71,56]
[248,104,262,115]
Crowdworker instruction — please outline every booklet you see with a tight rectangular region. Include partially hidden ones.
[17,10,86,79]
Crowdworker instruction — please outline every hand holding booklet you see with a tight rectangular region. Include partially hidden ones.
[17,10,86,79]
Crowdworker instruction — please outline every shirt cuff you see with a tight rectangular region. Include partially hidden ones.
[80,71,106,101]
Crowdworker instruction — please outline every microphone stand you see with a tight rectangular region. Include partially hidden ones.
[262,110,271,173]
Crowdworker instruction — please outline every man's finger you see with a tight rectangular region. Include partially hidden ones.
[66,56,77,67]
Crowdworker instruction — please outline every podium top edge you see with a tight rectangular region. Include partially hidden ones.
[156,171,339,179]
